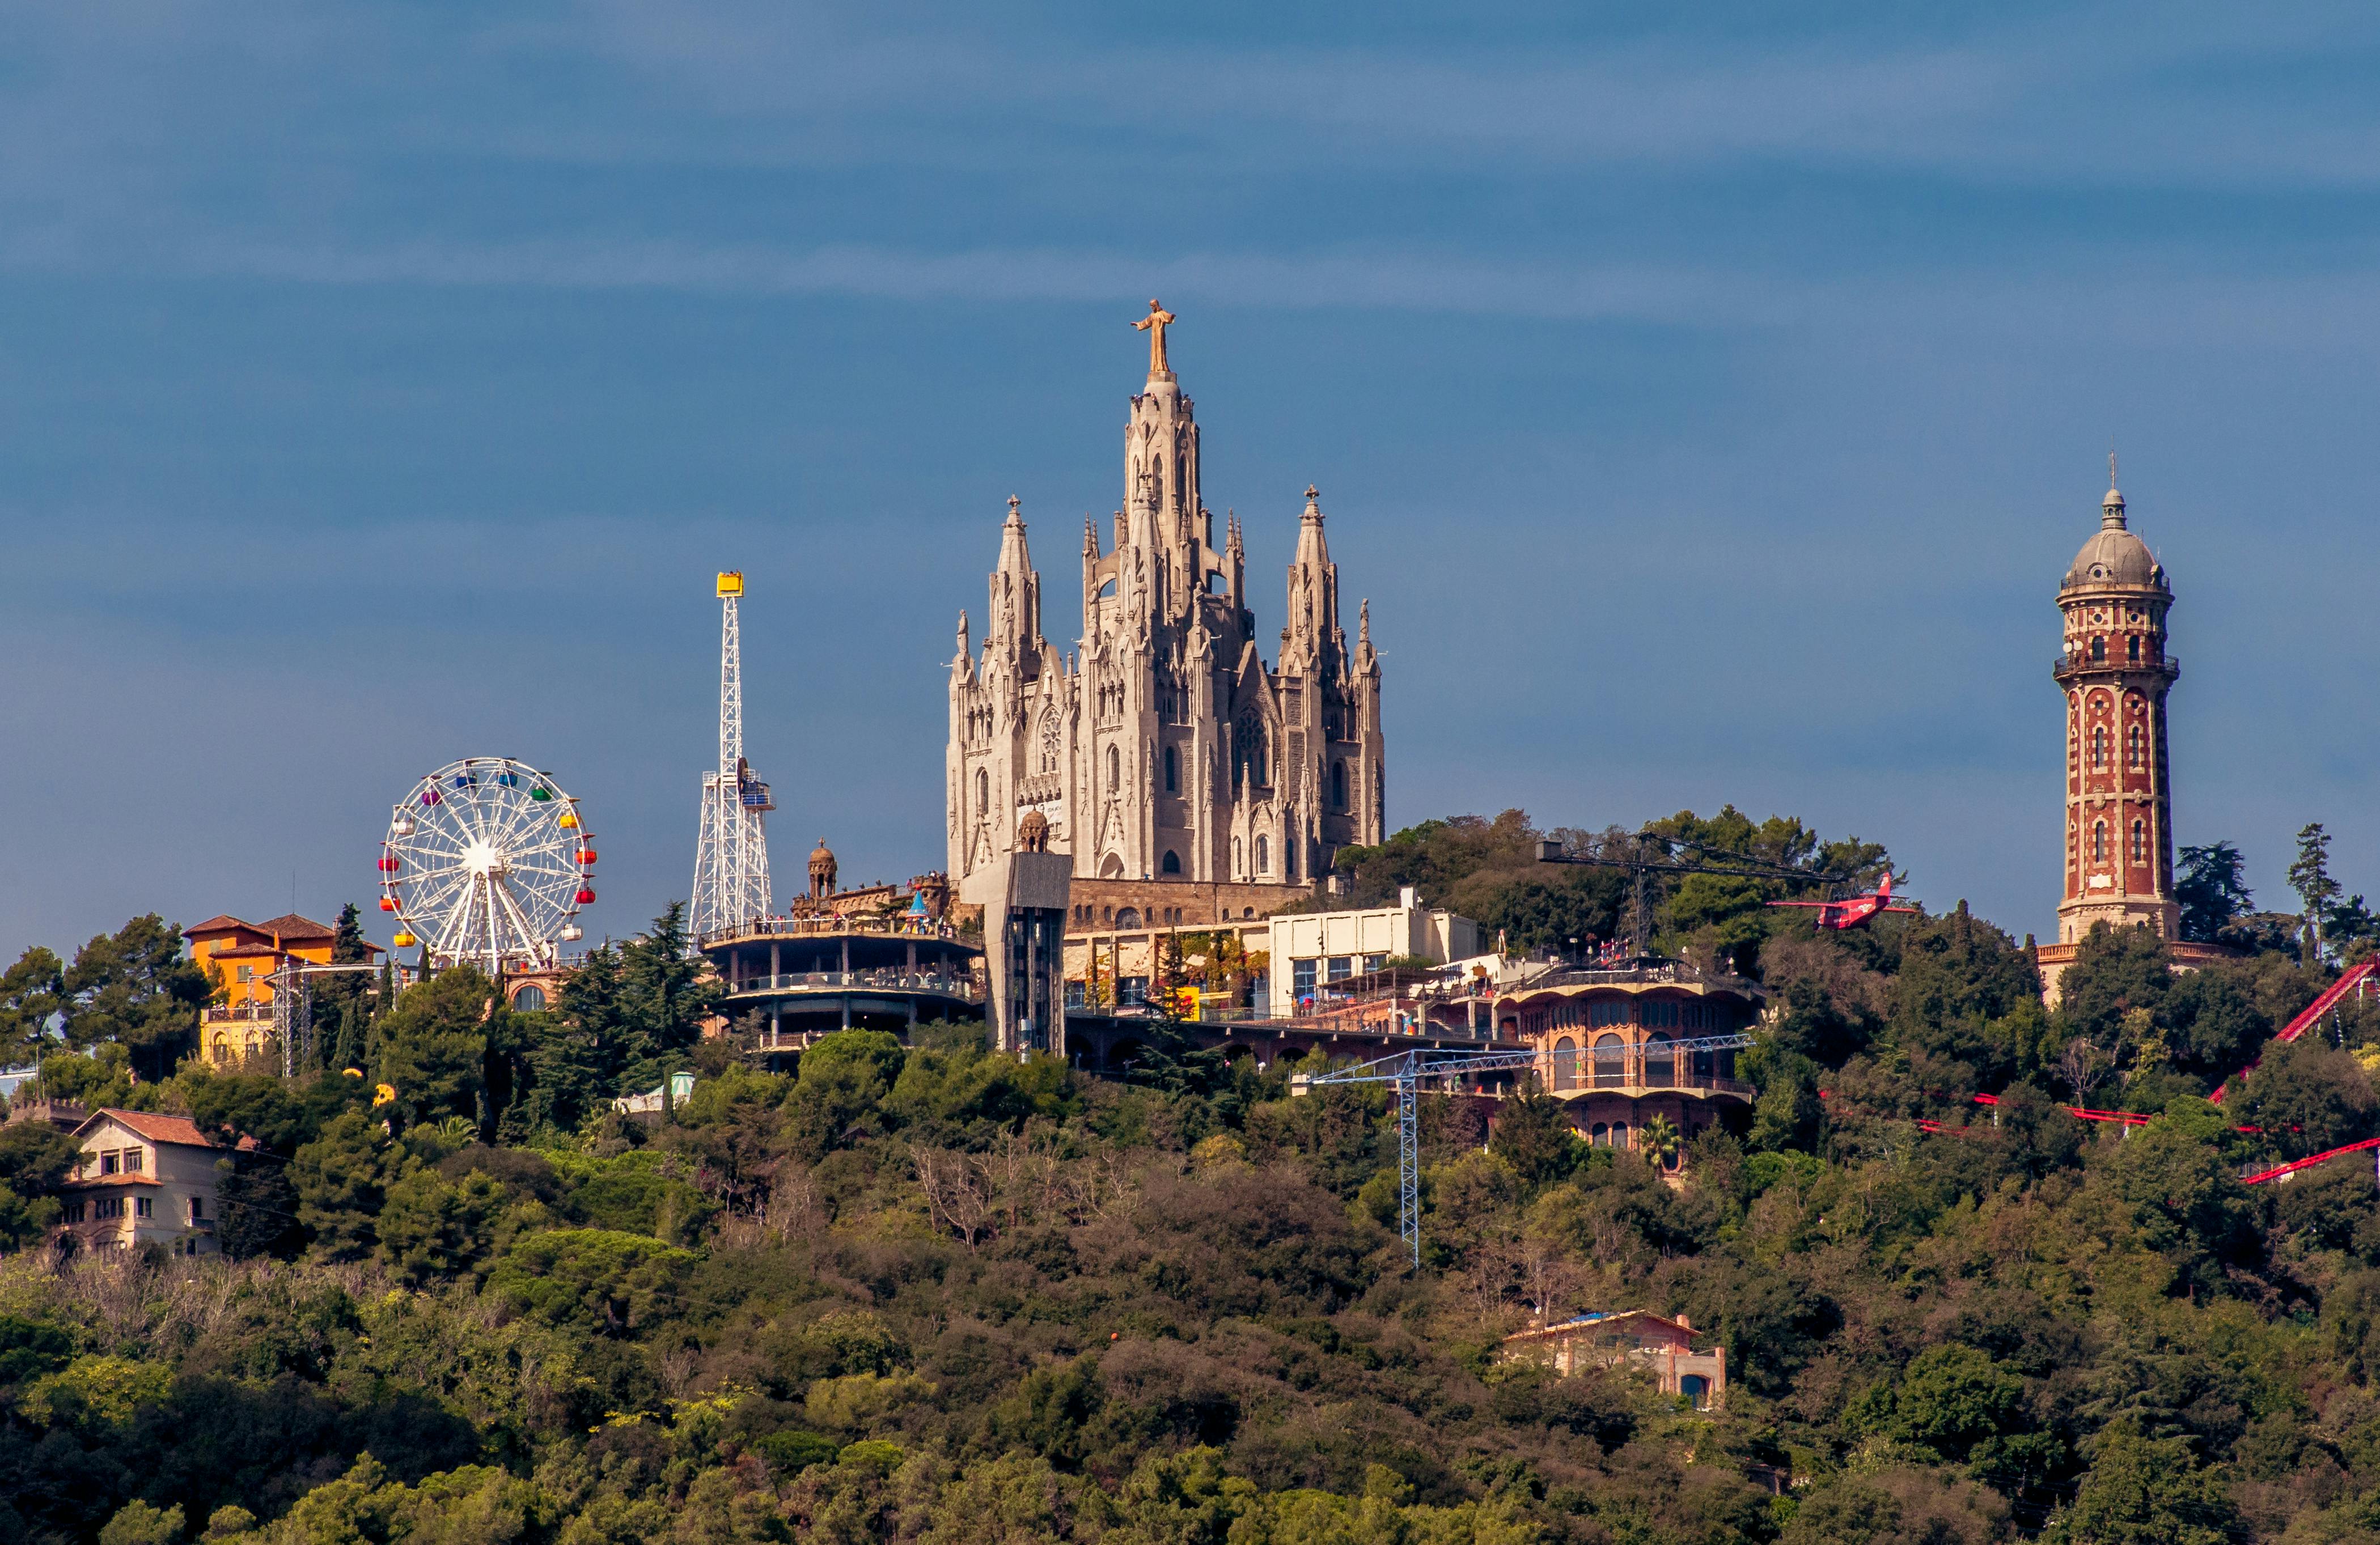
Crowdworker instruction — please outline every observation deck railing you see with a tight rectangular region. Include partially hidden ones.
[722,969,985,1003]
[698,915,969,950]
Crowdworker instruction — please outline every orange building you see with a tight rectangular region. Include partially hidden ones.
[183,914,380,1068]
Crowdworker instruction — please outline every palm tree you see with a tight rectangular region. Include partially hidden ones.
[1638,1112,1682,1170]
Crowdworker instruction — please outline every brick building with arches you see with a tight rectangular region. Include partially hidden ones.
[1496,965,1762,1170]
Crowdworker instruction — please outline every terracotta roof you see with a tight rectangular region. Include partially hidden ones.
[76,1108,243,1150]
[184,916,261,938]
[251,913,337,941]
[1502,1309,1699,1345]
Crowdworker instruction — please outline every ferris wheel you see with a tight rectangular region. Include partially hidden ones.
[376,757,595,974]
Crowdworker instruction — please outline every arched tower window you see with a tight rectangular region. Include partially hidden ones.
[1106,745,1120,790]
[1164,746,1178,793]
[1255,836,1269,875]
[2091,727,2105,769]
[2131,820,2145,864]
[975,768,989,812]
[1162,850,1181,875]
[2127,635,2140,662]
[2093,822,2106,863]
[2127,724,2143,769]
[2091,636,2106,662]
[1331,760,1348,810]
[1552,1036,1577,1091]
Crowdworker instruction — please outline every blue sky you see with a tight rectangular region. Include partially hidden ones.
[4,1,2378,961]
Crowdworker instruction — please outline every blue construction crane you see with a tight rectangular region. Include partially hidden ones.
[1291,1033,1759,1267]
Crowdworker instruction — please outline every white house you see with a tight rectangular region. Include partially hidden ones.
[1266,887,1485,1017]
[60,1109,240,1256]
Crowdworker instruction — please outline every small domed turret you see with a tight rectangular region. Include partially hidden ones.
[2062,479,2163,592]
[808,838,838,901]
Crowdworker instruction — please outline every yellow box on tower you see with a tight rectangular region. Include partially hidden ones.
[717,571,744,597]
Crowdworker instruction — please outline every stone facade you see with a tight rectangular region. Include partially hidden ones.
[947,313,1385,897]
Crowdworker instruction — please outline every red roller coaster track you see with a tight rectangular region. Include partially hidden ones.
[2209,957,2378,1105]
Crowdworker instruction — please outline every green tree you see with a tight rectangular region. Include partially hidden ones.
[61,915,210,1077]
[0,1123,78,1247]
[1488,1089,1583,1186]
[213,1153,305,1260]
[376,967,502,1131]
[2049,1416,2237,1545]
[786,1030,907,1158]
[2291,822,2344,966]
[1891,901,2046,1090]
[289,1108,398,1259]
[2176,841,2252,944]
[0,946,65,1067]
[2237,1038,2377,1159]
[486,1228,696,1336]
[1852,1343,2025,1462]
[378,1168,507,1283]
[615,903,717,1088]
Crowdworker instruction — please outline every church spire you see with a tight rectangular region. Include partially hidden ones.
[988,495,1043,659]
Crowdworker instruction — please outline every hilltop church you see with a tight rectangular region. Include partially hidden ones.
[946,303,1386,908]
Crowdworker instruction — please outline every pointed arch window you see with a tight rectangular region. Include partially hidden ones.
[2131,820,2146,864]
[1255,836,1270,875]
[1106,745,1120,791]
[1162,850,1181,875]
[2092,821,2106,863]
[1331,760,1348,810]
[975,768,989,813]
[1164,746,1178,793]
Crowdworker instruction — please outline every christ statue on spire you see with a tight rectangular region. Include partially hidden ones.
[1133,299,1176,376]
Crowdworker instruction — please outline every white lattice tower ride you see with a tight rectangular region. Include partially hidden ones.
[693,574,772,936]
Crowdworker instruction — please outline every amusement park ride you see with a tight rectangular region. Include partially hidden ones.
[692,571,774,940]
[1764,871,1922,931]
[377,756,596,977]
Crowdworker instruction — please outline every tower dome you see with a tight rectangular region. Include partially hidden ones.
[807,838,837,902]
[2061,482,2163,591]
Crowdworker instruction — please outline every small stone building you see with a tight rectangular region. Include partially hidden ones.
[1501,1310,1725,1410]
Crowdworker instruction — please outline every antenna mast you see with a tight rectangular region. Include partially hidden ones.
[692,572,773,939]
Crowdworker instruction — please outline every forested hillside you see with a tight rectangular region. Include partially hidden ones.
[0,813,2376,1544]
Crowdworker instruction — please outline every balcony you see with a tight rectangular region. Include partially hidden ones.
[2052,652,2178,683]
[721,969,985,1004]
[700,915,967,950]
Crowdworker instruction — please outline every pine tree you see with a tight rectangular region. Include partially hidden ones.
[2176,841,2253,943]
[2290,824,2343,966]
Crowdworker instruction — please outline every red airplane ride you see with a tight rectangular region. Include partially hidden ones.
[1765,872,1920,931]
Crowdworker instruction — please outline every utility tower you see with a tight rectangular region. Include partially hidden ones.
[692,571,773,938]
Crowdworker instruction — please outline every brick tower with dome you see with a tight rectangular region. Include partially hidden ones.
[2034,466,2224,1000]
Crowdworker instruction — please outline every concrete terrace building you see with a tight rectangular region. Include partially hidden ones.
[1266,889,1485,1018]
[947,302,1385,908]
